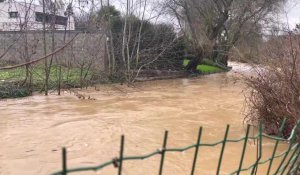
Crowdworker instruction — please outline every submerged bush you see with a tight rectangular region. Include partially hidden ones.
[0,82,31,99]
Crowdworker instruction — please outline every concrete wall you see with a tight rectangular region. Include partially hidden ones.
[0,31,106,71]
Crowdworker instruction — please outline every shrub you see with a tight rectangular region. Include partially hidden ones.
[244,32,300,137]
[0,82,31,99]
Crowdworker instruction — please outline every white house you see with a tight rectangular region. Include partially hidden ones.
[0,0,75,31]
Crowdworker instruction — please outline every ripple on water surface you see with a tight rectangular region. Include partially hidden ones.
[0,63,289,175]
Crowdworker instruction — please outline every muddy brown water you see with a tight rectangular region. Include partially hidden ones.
[0,63,289,175]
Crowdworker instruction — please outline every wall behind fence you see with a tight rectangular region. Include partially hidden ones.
[0,31,106,69]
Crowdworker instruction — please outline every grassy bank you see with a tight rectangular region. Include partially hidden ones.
[0,66,93,84]
[0,65,96,99]
[183,59,225,74]
[1,59,227,99]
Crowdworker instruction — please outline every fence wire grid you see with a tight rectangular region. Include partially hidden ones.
[51,119,300,175]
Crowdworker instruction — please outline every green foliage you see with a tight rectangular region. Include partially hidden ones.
[77,5,189,70]
[183,59,223,74]
[0,68,24,80]
[0,64,96,98]
[0,66,91,83]
[96,6,121,22]
[75,5,121,31]
[183,59,190,67]
[103,9,183,70]
[0,83,31,99]
[196,65,223,73]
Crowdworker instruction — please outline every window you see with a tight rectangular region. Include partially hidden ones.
[35,12,68,26]
[35,12,45,22]
[55,16,68,25]
[9,12,19,18]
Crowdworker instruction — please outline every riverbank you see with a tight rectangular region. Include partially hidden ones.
[0,60,230,99]
[0,65,94,99]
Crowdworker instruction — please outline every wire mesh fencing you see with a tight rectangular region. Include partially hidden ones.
[0,31,106,99]
[51,119,300,175]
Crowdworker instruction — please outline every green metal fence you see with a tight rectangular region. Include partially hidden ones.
[51,119,300,175]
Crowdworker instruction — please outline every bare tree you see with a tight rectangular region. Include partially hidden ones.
[104,0,179,83]
[165,0,286,71]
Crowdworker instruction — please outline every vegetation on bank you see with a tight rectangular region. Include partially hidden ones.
[244,30,300,138]
[0,65,93,85]
[0,83,31,99]
[0,65,96,99]
[1,0,284,100]
[183,59,225,74]
[0,58,227,99]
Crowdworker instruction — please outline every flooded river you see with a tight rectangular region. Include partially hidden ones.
[0,63,289,175]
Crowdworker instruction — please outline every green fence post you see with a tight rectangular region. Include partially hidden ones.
[250,123,263,175]
[216,125,230,175]
[191,127,203,175]
[266,119,286,175]
[274,119,300,175]
[118,135,125,175]
[280,143,300,175]
[62,147,67,175]
[291,161,300,175]
[237,124,250,175]
[274,143,294,174]
[159,131,168,175]
[266,140,279,175]
[286,146,300,175]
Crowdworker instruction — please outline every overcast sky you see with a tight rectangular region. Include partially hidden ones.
[284,0,300,28]
[26,0,300,30]
[109,0,300,29]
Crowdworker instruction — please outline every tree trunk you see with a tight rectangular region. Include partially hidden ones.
[186,49,203,73]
